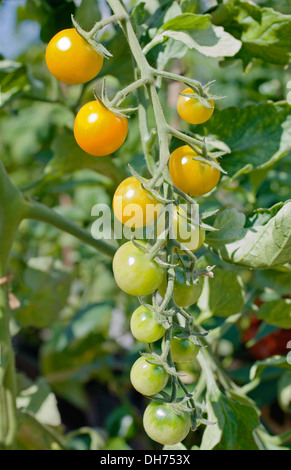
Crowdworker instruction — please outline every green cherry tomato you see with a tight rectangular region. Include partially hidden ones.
[159,269,203,307]
[112,241,164,296]
[130,357,169,396]
[143,401,191,445]
[171,337,199,363]
[130,306,166,343]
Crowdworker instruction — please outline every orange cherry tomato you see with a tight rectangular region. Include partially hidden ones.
[74,100,128,156]
[177,87,214,125]
[113,176,162,228]
[169,145,220,196]
[45,28,103,85]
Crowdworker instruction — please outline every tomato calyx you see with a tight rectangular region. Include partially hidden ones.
[141,352,182,378]
[180,80,225,107]
[138,296,173,330]
[71,15,112,59]
[128,164,174,204]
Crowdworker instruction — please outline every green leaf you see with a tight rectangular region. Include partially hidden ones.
[17,410,65,450]
[0,60,30,106]
[181,0,200,14]
[254,266,291,297]
[162,13,211,31]
[15,257,71,328]
[17,374,61,427]
[46,130,125,185]
[160,13,241,58]
[75,0,101,30]
[212,1,291,66]
[256,299,291,329]
[250,356,291,381]
[201,390,260,450]
[54,302,114,352]
[67,427,105,450]
[99,31,135,84]
[206,201,291,269]
[199,103,291,177]
[197,268,244,318]
[0,103,73,162]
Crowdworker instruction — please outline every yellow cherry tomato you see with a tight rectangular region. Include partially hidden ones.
[177,87,214,124]
[157,205,205,251]
[74,100,128,156]
[113,176,162,228]
[169,145,220,196]
[45,28,103,85]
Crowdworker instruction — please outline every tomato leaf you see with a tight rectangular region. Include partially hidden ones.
[212,0,291,66]
[250,356,291,381]
[46,130,125,185]
[159,13,241,58]
[256,299,291,329]
[206,201,291,268]
[198,102,291,178]
[197,268,245,318]
[14,257,71,328]
[201,390,261,450]
[17,374,61,427]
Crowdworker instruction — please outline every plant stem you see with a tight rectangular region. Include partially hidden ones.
[24,200,116,258]
[0,161,27,449]
[153,68,204,95]
[110,77,147,107]
[87,14,126,38]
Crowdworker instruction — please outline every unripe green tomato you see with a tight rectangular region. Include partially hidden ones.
[130,356,169,396]
[143,401,191,445]
[171,337,199,363]
[277,371,291,414]
[130,306,166,343]
[159,270,203,307]
[112,241,164,296]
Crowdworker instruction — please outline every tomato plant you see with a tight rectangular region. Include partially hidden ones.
[0,0,291,453]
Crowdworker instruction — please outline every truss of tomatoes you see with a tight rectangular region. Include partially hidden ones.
[45,27,220,446]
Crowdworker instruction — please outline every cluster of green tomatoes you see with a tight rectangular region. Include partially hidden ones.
[45,26,219,446]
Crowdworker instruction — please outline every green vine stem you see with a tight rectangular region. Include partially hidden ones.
[0,161,27,449]
[24,200,116,258]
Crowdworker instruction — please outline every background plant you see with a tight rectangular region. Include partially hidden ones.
[0,0,291,450]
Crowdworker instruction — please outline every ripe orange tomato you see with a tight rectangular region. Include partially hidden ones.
[113,176,162,228]
[177,87,214,125]
[45,28,103,85]
[169,145,220,196]
[74,100,128,156]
